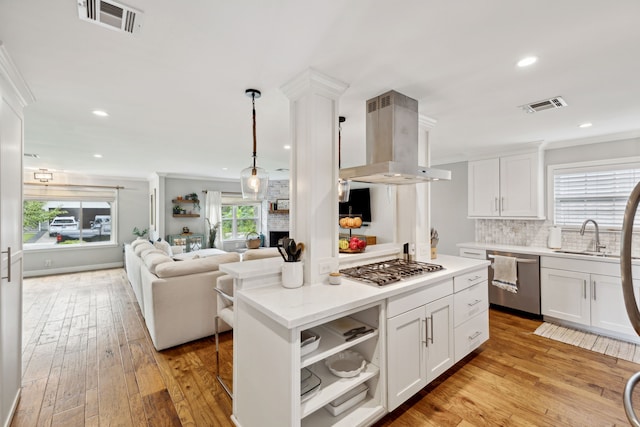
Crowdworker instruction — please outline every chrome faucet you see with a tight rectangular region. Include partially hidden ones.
[580,219,606,252]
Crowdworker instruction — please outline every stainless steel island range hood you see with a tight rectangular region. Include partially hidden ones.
[339,90,451,184]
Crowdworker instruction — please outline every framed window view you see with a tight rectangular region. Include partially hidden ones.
[276,199,289,210]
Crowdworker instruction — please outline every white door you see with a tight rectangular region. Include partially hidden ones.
[468,158,500,217]
[500,152,539,217]
[591,274,640,336]
[387,306,426,410]
[425,295,454,382]
[541,268,590,325]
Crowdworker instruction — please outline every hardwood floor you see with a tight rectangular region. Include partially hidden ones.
[11,268,640,426]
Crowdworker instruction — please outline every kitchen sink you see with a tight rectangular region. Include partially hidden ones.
[553,250,639,260]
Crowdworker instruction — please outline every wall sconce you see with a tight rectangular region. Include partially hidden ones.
[34,169,53,182]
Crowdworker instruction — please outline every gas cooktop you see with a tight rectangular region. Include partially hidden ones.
[339,259,444,286]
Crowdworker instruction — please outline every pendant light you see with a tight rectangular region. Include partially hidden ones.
[338,116,351,202]
[241,89,269,200]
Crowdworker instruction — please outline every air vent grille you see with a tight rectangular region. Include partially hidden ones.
[521,96,568,113]
[367,100,377,113]
[380,94,392,108]
[78,0,143,35]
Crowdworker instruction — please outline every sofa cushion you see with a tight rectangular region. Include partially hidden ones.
[172,248,227,261]
[155,252,240,278]
[243,247,281,261]
[134,241,154,255]
[131,238,148,249]
[143,252,174,274]
[141,248,164,258]
[154,239,173,256]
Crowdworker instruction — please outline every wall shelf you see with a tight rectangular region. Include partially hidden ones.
[173,213,200,218]
[172,199,199,204]
[269,209,289,214]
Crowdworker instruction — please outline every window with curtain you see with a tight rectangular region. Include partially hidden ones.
[24,184,118,248]
[220,194,261,241]
[551,160,640,229]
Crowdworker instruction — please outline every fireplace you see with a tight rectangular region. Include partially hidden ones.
[269,231,289,247]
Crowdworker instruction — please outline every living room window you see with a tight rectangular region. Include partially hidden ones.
[549,158,640,229]
[220,202,261,241]
[24,184,117,248]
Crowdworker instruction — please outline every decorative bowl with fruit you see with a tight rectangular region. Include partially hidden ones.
[339,236,367,253]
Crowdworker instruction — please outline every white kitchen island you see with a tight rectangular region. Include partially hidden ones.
[220,250,490,427]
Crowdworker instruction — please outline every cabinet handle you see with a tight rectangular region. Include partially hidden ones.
[468,299,482,307]
[494,197,498,212]
[468,331,482,340]
[583,279,587,299]
[501,197,505,212]
[593,281,597,301]
[422,318,429,347]
[429,315,434,345]
[468,275,481,282]
[1,247,11,282]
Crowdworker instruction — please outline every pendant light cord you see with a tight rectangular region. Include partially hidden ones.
[251,92,257,171]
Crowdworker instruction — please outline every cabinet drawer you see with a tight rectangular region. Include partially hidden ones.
[387,279,453,318]
[454,268,488,292]
[454,281,488,327]
[458,248,486,260]
[454,311,489,363]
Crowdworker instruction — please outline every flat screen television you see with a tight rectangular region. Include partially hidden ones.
[339,188,372,223]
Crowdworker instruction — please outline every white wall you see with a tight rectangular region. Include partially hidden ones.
[163,176,240,240]
[23,173,149,276]
[430,161,475,255]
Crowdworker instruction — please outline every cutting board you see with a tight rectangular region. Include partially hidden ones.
[325,317,369,336]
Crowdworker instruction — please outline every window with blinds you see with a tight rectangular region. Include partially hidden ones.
[553,165,640,228]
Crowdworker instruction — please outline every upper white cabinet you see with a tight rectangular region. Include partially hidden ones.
[468,151,544,219]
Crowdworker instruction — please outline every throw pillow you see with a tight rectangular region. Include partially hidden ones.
[154,239,173,257]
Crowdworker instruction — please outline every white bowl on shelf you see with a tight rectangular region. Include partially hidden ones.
[324,350,366,378]
[300,330,321,356]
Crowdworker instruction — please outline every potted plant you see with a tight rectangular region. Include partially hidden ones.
[185,193,200,210]
[132,226,148,239]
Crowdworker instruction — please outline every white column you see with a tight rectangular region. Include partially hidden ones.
[281,68,349,284]
[395,115,437,260]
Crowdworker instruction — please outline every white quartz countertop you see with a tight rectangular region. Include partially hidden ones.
[233,254,489,329]
[457,242,640,265]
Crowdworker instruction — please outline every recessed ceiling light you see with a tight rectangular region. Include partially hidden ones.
[93,154,103,158]
[284,145,291,150]
[222,167,228,171]
[579,122,593,128]
[92,110,109,117]
[517,56,538,67]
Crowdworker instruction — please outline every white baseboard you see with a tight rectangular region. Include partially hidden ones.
[24,261,124,278]
[3,388,20,427]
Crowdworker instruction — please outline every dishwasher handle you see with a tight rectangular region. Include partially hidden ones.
[487,254,537,264]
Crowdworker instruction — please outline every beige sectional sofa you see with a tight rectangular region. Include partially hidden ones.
[124,239,280,351]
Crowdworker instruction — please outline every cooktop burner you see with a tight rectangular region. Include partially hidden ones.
[340,259,444,286]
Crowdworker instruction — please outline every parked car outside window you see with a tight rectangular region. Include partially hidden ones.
[48,216,79,236]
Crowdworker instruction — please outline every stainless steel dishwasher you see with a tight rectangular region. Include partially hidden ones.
[486,250,541,315]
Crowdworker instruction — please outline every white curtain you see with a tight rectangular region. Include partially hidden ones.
[205,190,221,248]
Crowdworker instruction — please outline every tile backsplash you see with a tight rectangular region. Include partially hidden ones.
[475,219,640,257]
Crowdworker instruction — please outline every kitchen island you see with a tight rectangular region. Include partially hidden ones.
[220,249,489,427]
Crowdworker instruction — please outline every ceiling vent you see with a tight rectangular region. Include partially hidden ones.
[520,96,567,114]
[77,0,143,34]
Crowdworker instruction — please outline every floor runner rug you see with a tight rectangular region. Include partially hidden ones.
[533,322,640,363]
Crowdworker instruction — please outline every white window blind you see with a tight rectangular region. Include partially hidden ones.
[554,167,640,228]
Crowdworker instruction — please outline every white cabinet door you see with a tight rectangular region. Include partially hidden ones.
[424,295,454,383]
[0,65,26,425]
[387,306,426,411]
[468,158,500,217]
[499,152,540,217]
[591,274,640,336]
[541,268,590,325]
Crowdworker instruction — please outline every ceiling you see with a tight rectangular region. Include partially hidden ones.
[2,1,640,181]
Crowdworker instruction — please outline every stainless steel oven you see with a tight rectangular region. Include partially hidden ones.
[486,250,541,315]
